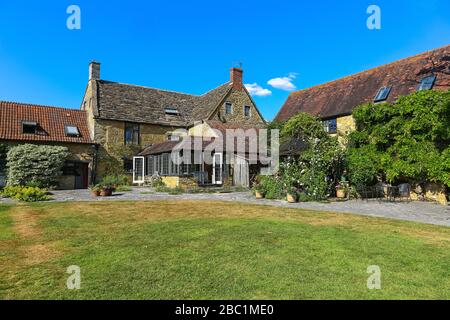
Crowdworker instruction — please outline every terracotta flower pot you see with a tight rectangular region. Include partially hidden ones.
[287,193,297,203]
[255,191,264,199]
[100,188,113,197]
[91,190,100,197]
[336,189,346,199]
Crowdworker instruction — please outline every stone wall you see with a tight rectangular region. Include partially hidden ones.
[92,118,181,179]
[0,141,93,189]
[211,88,265,126]
[337,115,356,136]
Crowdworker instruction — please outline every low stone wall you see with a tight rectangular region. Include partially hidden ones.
[179,177,198,189]
[161,176,198,189]
[162,176,179,188]
[410,183,448,205]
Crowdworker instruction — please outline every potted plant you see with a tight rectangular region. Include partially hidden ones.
[286,186,298,203]
[252,176,265,199]
[99,184,114,197]
[90,185,101,197]
[336,183,347,199]
[255,189,265,199]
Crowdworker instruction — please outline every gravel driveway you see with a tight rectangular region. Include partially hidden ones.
[2,187,449,227]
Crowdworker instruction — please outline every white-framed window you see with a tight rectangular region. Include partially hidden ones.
[225,102,233,114]
[244,105,251,117]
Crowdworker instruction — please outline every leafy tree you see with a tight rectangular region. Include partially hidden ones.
[279,113,345,200]
[348,90,450,187]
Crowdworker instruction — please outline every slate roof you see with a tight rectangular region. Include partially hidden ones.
[0,101,93,144]
[95,80,232,126]
[139,136,263,156]
[276,45,450,121]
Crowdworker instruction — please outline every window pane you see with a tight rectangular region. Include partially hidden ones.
[323,119,337,133]
[225,103,232,114]
[244,106,251,117]
[374,87,391,102]
[125,123,140,144]
[418,76,436,91]
[65,125,80,136]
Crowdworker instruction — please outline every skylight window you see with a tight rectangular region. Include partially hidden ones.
[418,75,436,91]
[165,107,179,115]
[65,125,80,137]
[374,86,392,102]
[22,121,38,134]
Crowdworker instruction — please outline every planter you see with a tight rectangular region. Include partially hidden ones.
[91,190,100,197]
[100,188,113,197]
[287,193,297,203]
[255,191,264,199]
[336,189,346,199]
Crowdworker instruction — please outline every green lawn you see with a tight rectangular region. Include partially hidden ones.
[0,201,449,299]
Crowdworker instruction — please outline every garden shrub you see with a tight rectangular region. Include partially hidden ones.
[1,186,50,202]
[100,174,131,187]
[6,144,70,188]
[259,175,285,199]
[146,174,166,189]
[348,90,450,187]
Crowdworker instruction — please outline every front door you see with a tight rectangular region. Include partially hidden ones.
[74,162,89,189]
[212,153,222,185]
[133,156,145,184]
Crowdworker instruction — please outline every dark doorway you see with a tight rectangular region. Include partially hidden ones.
[74,162,89,189]
[63,161,89,189]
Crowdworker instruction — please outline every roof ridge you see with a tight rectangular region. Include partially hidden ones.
[199,82,231,96]
[0,101,84,112]
[290,44,450,96]
[98,80,230,97]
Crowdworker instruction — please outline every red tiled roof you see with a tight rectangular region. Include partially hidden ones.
[0,101,94,144]
[276,45,450,121]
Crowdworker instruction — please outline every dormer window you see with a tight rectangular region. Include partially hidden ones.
[374,86,392,102]
[165,106,179,115]
[65,125,80,137]
[418,75,436,91]
[22,121,38,134]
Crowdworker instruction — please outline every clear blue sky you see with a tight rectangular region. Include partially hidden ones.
[0,0,449,121]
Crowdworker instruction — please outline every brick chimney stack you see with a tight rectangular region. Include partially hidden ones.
[230,67,243,91]
[89,61,101,81]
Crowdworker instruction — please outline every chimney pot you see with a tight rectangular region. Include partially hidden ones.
[89,61,101,80]
[230,67,243,91]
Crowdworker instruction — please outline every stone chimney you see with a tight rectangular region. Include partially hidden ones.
[89,61,101,80]
[230,67,243,91]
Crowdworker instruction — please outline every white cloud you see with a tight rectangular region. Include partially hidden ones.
[267,73,298,91]
[244,83,272,97]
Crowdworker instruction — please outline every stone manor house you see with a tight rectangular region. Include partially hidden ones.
[1,44,449,190]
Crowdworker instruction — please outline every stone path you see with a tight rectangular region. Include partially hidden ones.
[1,187,449,227]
